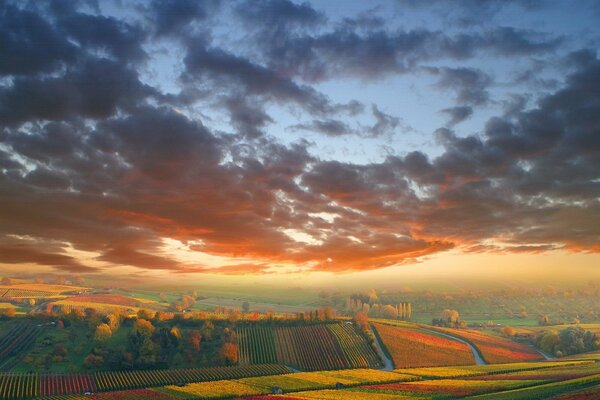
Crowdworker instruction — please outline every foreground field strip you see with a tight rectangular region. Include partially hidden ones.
[0,365,292,399]
[394,360,594,379]
[359,378,544,397]
[41,362,600,400]
[467,373,600,399]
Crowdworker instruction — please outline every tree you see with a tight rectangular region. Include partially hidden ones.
[137,309,155,320]
[502,326,516,337]
[94,323,112,342]
[242,301,250,313]
[188,331,202,352]
[0,306,16,319]
[354,311,369,333]
[441,309,460,326]
[382,304,398,319]
[133,319,155,337]
[220,342,238,365]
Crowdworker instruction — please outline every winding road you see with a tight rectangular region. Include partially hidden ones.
[370,326,394,371]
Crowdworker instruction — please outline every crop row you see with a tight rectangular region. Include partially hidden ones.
[373,323,476,368]
[95,364,291,391]
[238,326,277,365]
[0,364,290,399]
[41,374,96,398]
[0,289,53,298]
[0,324,43,369]
[238,323,381,371]
[327,324,380,368]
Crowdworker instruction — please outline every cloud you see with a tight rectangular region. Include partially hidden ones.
[0,58,155,125]
[428,66,492,106]
[0,1,598,276]
[290,119,354,137]
[441,106,473,126]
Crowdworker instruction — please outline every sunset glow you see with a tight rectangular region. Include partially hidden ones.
[0,0,599,284]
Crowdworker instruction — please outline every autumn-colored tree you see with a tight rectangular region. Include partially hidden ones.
[105,313,121,332]
[0,306,16,318]
[407,303,412,319]
[137,309,155,320]
[95,323,112,342]
[441,309,460,326]
[133,318,155,336]
[502,326,516,337]
[228,310,240,324]
[354,311,369,333]
[220,342,238,365]
[324,306,334,320]
[383,304,398,319]
[188,331,202,352]
[170,327,181,340]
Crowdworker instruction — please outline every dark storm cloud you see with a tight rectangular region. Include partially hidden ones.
[0,1,598,275]
[57,11,147,63]
[182,42,342,116]
[0,58,155,125]
[0,3,78,76]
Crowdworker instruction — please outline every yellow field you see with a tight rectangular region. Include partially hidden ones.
[164,379,264,398]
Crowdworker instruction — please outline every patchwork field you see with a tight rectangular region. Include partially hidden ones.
[2,358,598,399]
[237,323,381,371]
[373,322,476,368]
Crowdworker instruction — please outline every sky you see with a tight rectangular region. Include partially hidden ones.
[0,0,599,284]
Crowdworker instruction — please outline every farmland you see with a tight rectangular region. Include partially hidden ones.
[373,323,476,368]
[430,327,544,363]
[0,323,44,371]
[1,353,600,398]
[238,323,381,371]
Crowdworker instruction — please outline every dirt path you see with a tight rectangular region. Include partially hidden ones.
[369,326,394,371]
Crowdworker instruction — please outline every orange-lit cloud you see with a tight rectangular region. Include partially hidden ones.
[0,1,599,277]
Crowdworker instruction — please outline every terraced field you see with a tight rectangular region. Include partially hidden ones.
[237,323,381,371]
